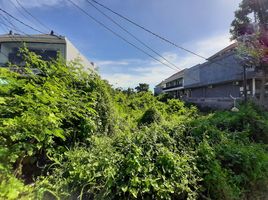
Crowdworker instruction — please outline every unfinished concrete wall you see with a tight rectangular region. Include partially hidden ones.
[184,52,244,88]
[65,39,95,70]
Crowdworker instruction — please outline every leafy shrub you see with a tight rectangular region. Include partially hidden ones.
[209,103,268,143]
[196,141,241,200]
[0,49,114,183]
[138,107,163,126]
[1,49,268,200]
[156,93,173,103]
[37,125,201,200]
[0,173,34,200]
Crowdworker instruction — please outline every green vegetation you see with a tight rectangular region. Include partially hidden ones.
[0,51,268,200]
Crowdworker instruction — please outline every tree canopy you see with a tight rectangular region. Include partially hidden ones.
[135,83,150,93]
[230,0,268,39]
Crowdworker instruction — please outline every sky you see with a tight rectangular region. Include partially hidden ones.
[0,0,241,89]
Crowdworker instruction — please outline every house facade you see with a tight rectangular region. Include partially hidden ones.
[155,43,268,109]
[0,31,95,70]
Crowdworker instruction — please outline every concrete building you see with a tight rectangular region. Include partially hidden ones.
[0,32,95,70]
[155,43,268,109]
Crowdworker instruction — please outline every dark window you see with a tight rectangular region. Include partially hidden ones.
[29,49,57,61]
[8,48,58,65]
[8,48,23,65]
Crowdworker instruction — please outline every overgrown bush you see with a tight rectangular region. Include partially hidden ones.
[138,107,163,126]
[1,50,268,200]
[37,126,201,200]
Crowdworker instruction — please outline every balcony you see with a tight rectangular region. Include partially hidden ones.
[163,84,183,90]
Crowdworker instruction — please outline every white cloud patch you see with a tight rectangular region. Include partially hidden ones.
[96,60,129,66]
[0,0,84,9]
[98,33,233,90]
[17,0,64,7]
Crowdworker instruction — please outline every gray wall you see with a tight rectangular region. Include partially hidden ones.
[191,82,241,98]
[184,52,244,88]
[184,64,200,86]
[154,86,163,96]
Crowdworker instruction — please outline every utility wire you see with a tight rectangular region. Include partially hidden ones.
[0,8,45,34]
[90,0,237,70]
[89,0,208,60]
[0,14,26,43]
[15,0,53,33]
[9,0,39,30]
[84,0,203,82]
[0,14,27,35]
[0,14,56,46]
[0,20,25,35]
[0,13,29,43]
[86,1,237,82]
[85,0,182,71]
[0,13,18,32]
[0,8,61,42]
[67,0,178,72]
[0,21,8,33]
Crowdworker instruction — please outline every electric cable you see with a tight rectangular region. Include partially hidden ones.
[67,0,179,72]
[0,8,45,34]
[15,0,53,33]
[86,0,182,71]
[89,0,208,60]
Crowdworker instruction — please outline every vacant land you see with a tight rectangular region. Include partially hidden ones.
[1,52,268,200]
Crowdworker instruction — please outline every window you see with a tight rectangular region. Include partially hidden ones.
[8,48,58,65]
[29,49,57,61]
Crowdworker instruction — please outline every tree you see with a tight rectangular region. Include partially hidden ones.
[135,83,149,93]
[123,87,135,95]
[0,48,116,183]
[230,0,268,40]
[230,0,268,105]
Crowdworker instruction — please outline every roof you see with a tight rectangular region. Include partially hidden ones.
[208,43,237,60]
[163,68,186,83]
[155,43,239,88]
[0,33,66,44]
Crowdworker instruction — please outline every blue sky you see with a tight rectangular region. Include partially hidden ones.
[0,0,241,89]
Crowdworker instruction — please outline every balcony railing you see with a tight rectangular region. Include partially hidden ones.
[163,84,183,90]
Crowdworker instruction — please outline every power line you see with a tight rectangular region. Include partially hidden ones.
[0,14,27,35]
[85,0,182,71]
[8,0,38,29]
[67,0,178,72]
[89,0,208,61]
[0,14,27,43]
[0,13,18,32]
[0,21,8,33]
[0,14,56,46]
[90,0,237,70]
[0,8,45,34]
[83,0,205,82]
[0,13,32,43]
[0,9,60,43]
[15,0,52,33]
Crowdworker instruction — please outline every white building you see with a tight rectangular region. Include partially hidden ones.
[0,31,95,70]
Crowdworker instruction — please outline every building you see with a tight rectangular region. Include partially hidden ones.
[155,43,268,109]
[0,31,95,70]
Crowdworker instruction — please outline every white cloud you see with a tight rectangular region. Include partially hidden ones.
[101,65,174,89]
[18,0,64,7]
[0,0,84,9]
[96,60,129,66]
[99,32,234,90]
